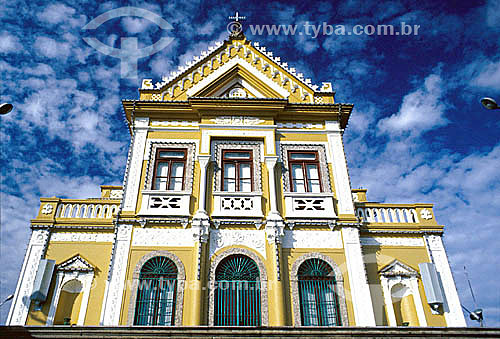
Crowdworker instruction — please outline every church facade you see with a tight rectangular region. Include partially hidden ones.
[7,33,466,328]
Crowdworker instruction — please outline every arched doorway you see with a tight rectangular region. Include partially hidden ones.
[134,256,178,325]
[297,258,342,326]
[214,254,261,326]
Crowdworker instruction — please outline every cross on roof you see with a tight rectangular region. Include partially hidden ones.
[229,11,246,22]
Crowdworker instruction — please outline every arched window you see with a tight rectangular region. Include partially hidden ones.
[214,254,260,326]
[134,256,178,326]
[298,258,341,326]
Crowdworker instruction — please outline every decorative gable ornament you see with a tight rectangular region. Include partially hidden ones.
[379,260,419,278]
[57,255,94,272]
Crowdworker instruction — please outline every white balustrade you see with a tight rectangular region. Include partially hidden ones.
[139,190,191,216]
[211,192,263,218]
[356,206,418,223]
[284,192,336,219]
[56,202,119,219]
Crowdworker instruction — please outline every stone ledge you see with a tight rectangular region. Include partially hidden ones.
[1,326,499,339]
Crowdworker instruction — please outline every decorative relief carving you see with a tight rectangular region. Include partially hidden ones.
[420,208,433,220]
[41,204,54,214]
[360,237,425,247]
[279,143,331,193]
[109,190,123,199]
[212,140,262,192]
[132,228,195,247]
[209,229,266,259]
[151,120,199,127]
[51,232,114,243]
[210,116,264,125]
[221,197,253,211]
[282,230,342,249]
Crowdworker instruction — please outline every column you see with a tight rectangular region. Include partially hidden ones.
[341,226,376,325]
[325,121,355,216]
[122,117,149,212]
[190,155,211,325]
[264,156,286,325]
[425,235,466,326]
[99,224,132,325]
[7,229,50,325]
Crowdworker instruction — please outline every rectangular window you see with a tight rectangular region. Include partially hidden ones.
[288,151,322,193]
[152,149,186,190]
[222,150,253,192]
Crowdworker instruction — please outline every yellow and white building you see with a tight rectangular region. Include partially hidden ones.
[7,33,466,328]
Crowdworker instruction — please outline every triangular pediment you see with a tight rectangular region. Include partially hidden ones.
[379,260,418,277]
[57,254,94,272]
[140,37,335,104]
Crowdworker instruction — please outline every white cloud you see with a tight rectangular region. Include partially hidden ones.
[377,73,448,137]
[0,31,22,54]
[471,60,500,90]
[121,17,153,34]
[33,36,71,60]
[37,3,77,26]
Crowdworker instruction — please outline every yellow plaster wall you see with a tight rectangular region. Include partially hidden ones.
[119,246,196,325]
[363,245,446,326]
[26,240,112,325]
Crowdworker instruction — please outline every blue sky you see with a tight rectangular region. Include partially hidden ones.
[1,0,499,326]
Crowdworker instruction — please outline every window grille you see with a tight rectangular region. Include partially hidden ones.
[298,258,341,326]
[134,256,178,325]
[214,254,261,326]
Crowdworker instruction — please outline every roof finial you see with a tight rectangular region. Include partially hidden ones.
[227,11,246,37]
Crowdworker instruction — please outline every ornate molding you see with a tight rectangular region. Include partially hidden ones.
[279,143,331,193]
[131,228,195,247]
[212,140,263,192]
[51,232,114,243]
[127,250,185,326]
[290,253,349,326]
[282,230,343,249]
[360,237,425,247]
[209,229,266,259]
[208,247,268,326]
[210,116,264,125]
[143,141,196,192]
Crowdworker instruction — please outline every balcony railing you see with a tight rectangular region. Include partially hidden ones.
[356,205,419,223]
[139,190,191,216]
[284,192,336,219]
[56,202,119,219]
[211,191,263,218]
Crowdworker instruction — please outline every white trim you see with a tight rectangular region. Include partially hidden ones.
[123,121,149,212]
[7,229,49,325]
[186,57,290,98]
[46,271,94,326]
[132,228,195,247]
[327,132,354,215]
[99,224,133,325]
[424,235,466,326]
[341,227,376,325]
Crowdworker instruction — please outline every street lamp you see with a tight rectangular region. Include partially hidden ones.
[0,294,14,307]
[0,103,13,115]
[480,97,499,110]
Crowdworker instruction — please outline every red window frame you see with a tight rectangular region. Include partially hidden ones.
[221,150,253,192]
[288,151,323,193]
[152,148,187,190]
